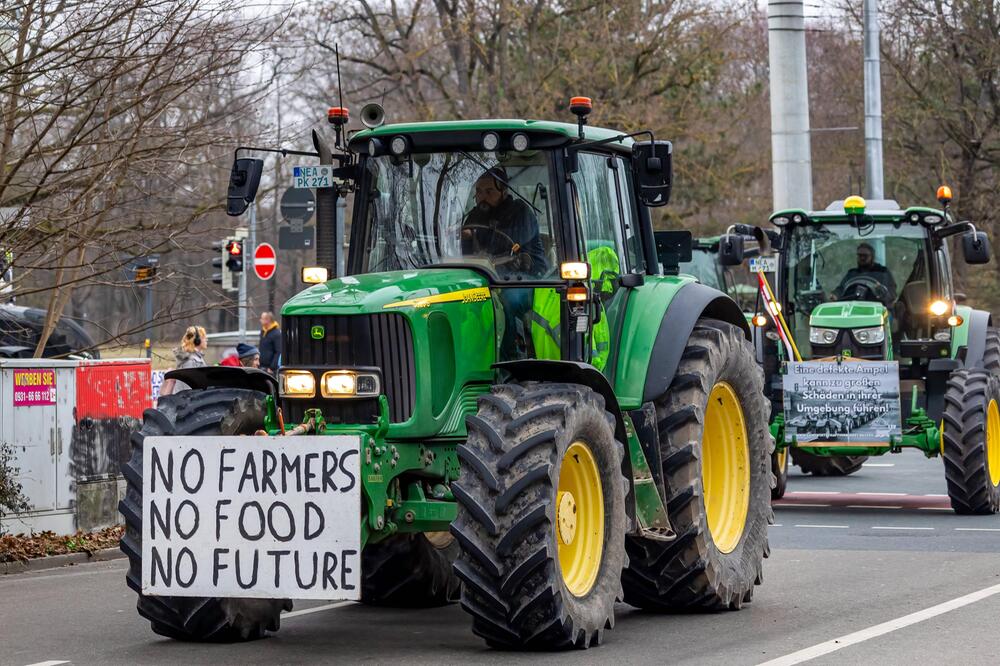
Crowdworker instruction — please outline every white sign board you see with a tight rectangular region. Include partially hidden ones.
[782,361,901,445]
[292,165,334,189]
[142,436,361,600]
[749,256,777,273]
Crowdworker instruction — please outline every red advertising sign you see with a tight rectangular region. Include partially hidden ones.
[254,242,276,280]
[13,368,56,406]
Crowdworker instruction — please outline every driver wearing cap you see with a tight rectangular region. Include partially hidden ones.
[462,167,547,278]
[834,242,897,304]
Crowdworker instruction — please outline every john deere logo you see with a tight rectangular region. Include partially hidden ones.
[310,325,325,340]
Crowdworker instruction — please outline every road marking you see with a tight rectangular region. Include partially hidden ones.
[955,527,1000,532]
[778,503,830,508]
[772,524,783,527]
[794,524,849,529]
[846,505,902,510]
[926,494,948,497]
[862,463,894,467]
[918,507,952,511]
[282,601,353,619]
[24,661,69,666]
[757,581,1000,666]
[856,492,908,496]
[871,526,934,531]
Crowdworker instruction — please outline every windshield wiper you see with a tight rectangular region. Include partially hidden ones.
[458,150,542,215]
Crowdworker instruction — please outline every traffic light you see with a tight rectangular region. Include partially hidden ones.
[212,239,236,292]
[226,239,244,273]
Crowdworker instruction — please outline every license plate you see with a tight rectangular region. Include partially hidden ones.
[292,165,334,189]
[142,436,361,600]
[749,256,777,272]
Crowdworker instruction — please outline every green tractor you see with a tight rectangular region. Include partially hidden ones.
[119,101,774,649]
[724,192,1000,512]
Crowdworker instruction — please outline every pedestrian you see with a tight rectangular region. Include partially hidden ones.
[159,325,208,396]
[219,346,241,367]
[236,342,260,368]
[259,311,281,374]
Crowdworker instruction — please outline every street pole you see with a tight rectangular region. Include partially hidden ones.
[767,0,814,211]
[239,204,254,343]
[863,0,885,200]
[145,281,153,359]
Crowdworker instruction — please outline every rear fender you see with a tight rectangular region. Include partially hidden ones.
[641,281,750,403]
[955,307,991,369]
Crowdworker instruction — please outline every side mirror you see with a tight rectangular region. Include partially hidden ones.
[719,234,745,266]
[227,158,264,216]
[961,230,991,264]
[654,230,692,275]
[632,140,672,207]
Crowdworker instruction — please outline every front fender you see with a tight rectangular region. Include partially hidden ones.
[164,366,278,397]
[955,307,991,368]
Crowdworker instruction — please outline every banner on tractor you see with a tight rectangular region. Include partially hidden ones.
[142,436,361,600]
[782,361,901,445]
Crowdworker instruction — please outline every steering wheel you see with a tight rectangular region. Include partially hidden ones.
[463,224,522,266]
[839,275,890,303]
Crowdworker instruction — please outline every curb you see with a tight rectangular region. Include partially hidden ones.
[1,547,125,575]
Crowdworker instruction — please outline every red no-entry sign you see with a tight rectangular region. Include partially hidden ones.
[253,242,276,280]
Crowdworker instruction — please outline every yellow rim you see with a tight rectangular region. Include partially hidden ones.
[702,382,751,554]
[556,440,604,597]
[987,400,1000,487]
[777,446,787,473]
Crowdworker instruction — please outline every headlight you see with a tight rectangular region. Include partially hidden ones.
[852,326,885,345]
[810,327,838,345]
[929,299,950,316]
[320,371,380,398]
[280,370,316,398]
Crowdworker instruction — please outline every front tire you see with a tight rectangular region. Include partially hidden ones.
[622,318,772,611]
[361,533,460,607]
[942,369,1000,514]
[771,447,788,500]
[790,449,867,476]
[452,382,627,649]
[119,389,290,641]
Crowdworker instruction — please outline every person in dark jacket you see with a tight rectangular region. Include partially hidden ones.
[258,312,281,374]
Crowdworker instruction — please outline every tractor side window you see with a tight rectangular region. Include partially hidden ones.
[608,156,644,272]
[570,152,625,274]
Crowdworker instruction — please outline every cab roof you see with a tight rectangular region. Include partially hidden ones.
[350,119,634,154]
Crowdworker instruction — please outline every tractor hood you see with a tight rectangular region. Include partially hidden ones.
[809,301,886,329]
[282,268,491,316]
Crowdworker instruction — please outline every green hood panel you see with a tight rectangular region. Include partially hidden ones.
[282,269,490,316]
[809,301,886,328]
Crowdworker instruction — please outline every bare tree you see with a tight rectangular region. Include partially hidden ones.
[0,0,279,355]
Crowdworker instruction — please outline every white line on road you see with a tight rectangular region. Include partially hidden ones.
[793,524,849,529]
[24,661,69,666]
[282,601,353,619]
[757,582,1000,666]
[862,463,895,467]
[918,507,952,511]
[856,492,908,496]
[955,527,1000,532]
[926,494,948,497]
[846,505,902,510]
[871,526,934,531]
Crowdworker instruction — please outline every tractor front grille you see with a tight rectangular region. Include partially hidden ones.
[281,313,416,424]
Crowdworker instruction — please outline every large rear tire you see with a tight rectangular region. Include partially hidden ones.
[942,369,1000,514]
[119,389,291,641]
[361,533,460,607]
[982,327,1000,375]
[452,382,627,649]
[790,449,867,476]
[622,318,772,611]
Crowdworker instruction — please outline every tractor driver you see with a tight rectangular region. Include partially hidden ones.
[462,167,548,358]
[833,242,897,305]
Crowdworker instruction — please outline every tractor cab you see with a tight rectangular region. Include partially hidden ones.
[767,194,990,364]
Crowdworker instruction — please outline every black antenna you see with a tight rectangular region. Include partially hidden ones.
[336,44,344,112]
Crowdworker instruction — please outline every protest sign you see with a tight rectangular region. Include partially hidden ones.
[141,436,361,600]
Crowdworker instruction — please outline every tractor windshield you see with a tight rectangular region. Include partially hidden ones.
[360,150,557,281]
[680,248,723,291]
[785,222,931,342]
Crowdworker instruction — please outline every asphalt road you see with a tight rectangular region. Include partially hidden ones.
[3,449,999,666]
